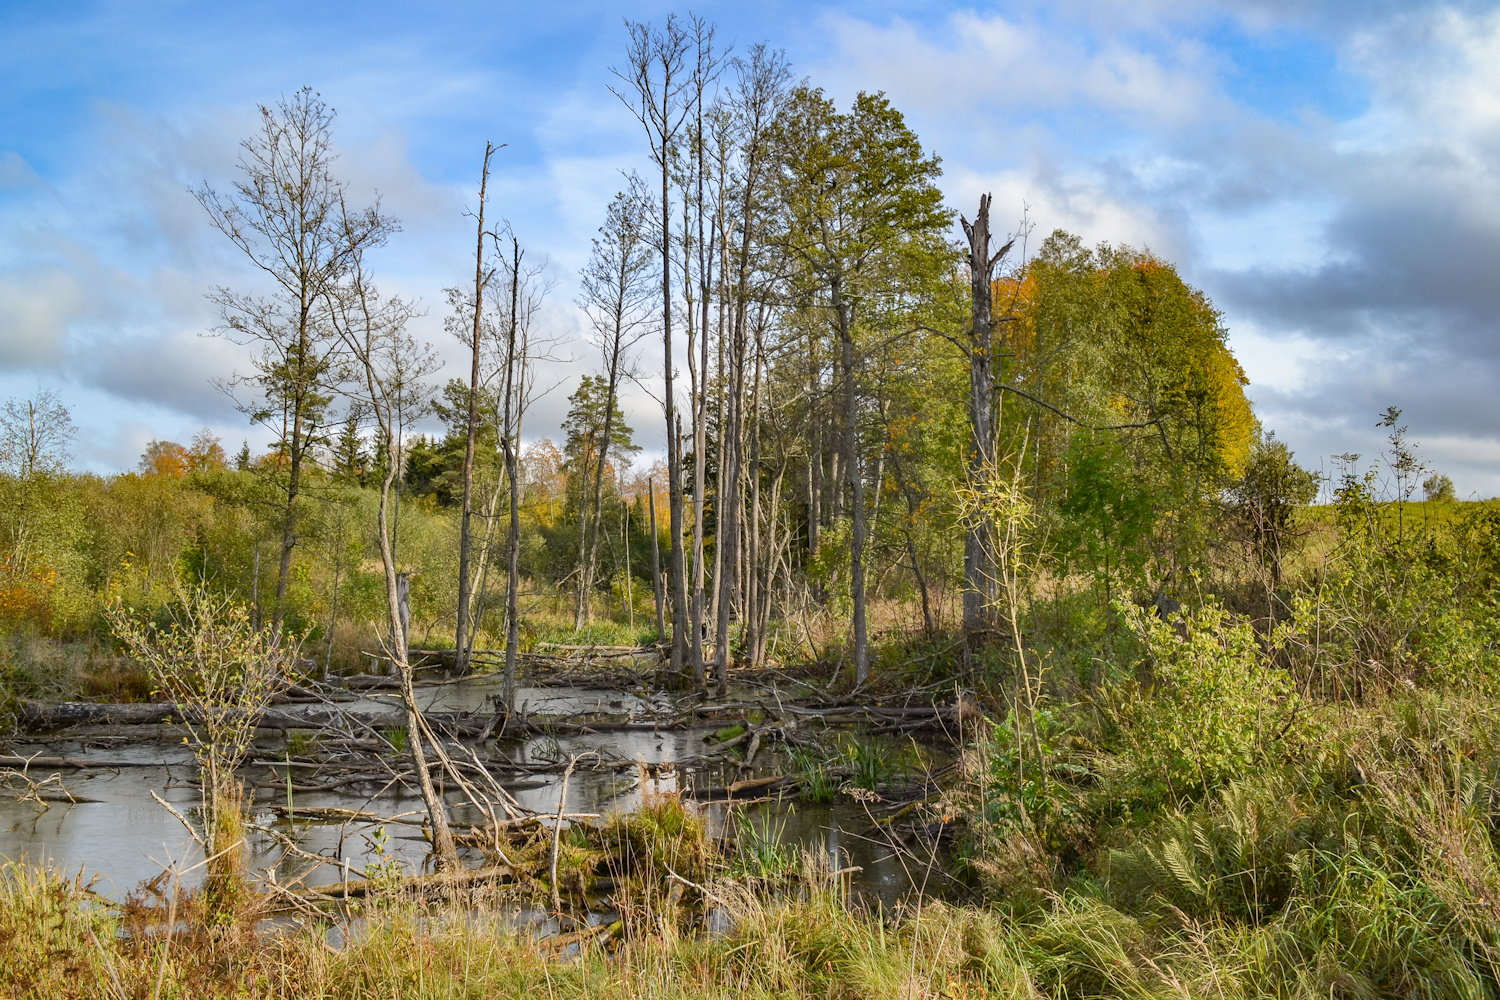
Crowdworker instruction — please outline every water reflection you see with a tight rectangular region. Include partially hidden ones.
[0,682,951,909]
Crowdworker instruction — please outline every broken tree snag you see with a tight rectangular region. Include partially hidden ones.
[959,193,1016,649]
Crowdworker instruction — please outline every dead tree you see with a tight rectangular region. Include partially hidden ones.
[613,17,693,682]
[328,255,457,869]
[959,194,1015,650]
[576,193,652,627]
[456,142,498,673]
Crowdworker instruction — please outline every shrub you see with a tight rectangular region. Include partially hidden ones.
[1115,602,1301,796]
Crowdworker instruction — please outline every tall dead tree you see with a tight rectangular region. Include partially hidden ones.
[613,18,693,681]
[196,88,395,633]
[455,142,498,674]
[680,16,722,687]
[497,233,544,711]
[328,256,456,869]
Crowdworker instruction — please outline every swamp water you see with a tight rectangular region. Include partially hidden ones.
[0,675,951,910]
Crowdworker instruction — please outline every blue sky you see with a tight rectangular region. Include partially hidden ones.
[3,0,1499,494]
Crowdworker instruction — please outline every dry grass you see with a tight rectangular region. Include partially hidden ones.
[0,854,1028,1000]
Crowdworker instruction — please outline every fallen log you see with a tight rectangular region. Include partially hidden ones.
[267,805,425,826]
[686,774,792,801]
[16,700,495,736]
[534,643,648,653]
[18,700,412,731]
[0,754,174,769]
[540,920,619,952]
[304,863,517,900]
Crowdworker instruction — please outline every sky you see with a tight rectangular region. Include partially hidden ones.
[1,0,1499,494]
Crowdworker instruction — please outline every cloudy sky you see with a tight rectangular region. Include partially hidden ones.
[1,0,1497,494]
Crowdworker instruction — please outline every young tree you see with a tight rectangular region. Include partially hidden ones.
[331,406,369,483]
[1424,472,1456,503]
[0,388,75,478]
[1228,432,1319,587]
[576,191,652,628]
[140,430,227,477]
[564,375,641,623]
[495,232,549,710]
[195,87,396,633]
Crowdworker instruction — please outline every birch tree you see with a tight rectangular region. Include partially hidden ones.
[196,87,395,632]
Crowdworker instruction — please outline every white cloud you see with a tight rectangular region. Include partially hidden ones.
[0,267,82,366]
[819,10,1215,126]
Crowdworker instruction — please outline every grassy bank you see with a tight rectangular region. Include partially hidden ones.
[6,686,1500,999]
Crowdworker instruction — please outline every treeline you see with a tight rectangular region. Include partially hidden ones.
[0,430,666,665]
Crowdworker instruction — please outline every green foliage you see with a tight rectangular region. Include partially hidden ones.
[790,745,836,803]
[970,704,1083,849]
[602,794,711,885]
[1424,471,1456,502]
[107,587,296,921]
[841,735,892,792]
[1056,436,1156,598]
[726,807,796,881]
[1226,430,1320,584]
[1115,602,1301,795]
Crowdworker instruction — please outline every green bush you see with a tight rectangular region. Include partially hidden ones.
[1115,602,1302,795]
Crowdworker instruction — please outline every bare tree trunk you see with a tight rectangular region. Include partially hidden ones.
[686,280,707,686]
[573,431,593,629]
[756,464,789,668]
[272,366,306,634]
[743,342,763,668]
[649,475,665,641]
[623,504,633,627]
[336,274,457,869]
[886,423,935,638]
[708,308,726,662]
[582,352,625,628]
[834,287,869,685]
[502,236,525,712]
[960,194,1015,656]
[712,330,738,695]
[251,542,261,631]
[456,143,495,674]
[325,504,345,672]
